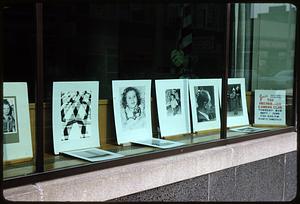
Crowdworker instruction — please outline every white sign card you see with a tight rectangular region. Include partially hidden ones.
[112,80,152,144]
[227,78,249,127]
[189,79,221,132]
[52,81,100,155]
[3,82,33,161]
[155,79,191,137]
[254,90,286,126]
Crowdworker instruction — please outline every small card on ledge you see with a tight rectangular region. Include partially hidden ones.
[62,148,123,162]
[230,126,270,133]
[130,138,184,149]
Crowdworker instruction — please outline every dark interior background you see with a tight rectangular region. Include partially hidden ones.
[3,2,227,102]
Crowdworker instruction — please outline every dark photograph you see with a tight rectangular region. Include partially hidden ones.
[194,86,216,122]
[227,84,243,116]
[165,89,181,116]
[3,97,18,134]
[60,90,92,141]
[120,86,146,130]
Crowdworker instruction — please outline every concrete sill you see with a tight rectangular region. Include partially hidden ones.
[3,132,297,201]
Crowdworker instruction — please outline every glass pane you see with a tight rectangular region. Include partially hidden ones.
[43,2,225,171]
[2,3,37,179]
[228,3,296,136]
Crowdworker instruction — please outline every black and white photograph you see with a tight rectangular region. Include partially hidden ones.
[3,82,33,161]
[194,86,216,122]
[165,89,181,116]
[120,86,146,130]
[3,97,18,134]
[227,84,243,116]
[189,79,221,132]
[60,90,92,141]
[112,80,152,145]
[227,78,249,127]
[52,81,100,155]
[155,79,191,137]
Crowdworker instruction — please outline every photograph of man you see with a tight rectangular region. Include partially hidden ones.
[195,87,216,122]
[3,98,17,133]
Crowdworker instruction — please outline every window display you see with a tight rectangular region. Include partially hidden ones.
[1,2,297,188]
[155,79,191,137]
[3,82,33,162]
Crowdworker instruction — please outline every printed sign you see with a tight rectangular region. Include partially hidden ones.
[254,90,286,126]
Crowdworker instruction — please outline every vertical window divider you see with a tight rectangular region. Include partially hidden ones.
[221,3,233,140]
[293,2,300,133]
[35,1,44,172]
[0,4,4,192]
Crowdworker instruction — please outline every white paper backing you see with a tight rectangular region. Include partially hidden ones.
[52,81,100,154]
[3,82,33,161]
[112,80,152,144]
[155,79,191,137]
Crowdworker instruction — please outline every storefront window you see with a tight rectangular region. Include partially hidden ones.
[2,1,298,187]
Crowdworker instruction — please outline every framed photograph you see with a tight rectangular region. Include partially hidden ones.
[52,81,100,155]
[189,79,221,132]
[227,78,249,127]
[254,90,286,126]
[131,138,184,149]
[155,79,191,137]
[3,82,33,161]
[112,80,152,144]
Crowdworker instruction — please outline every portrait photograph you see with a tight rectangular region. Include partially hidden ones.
[227,78,249,127]
[112,80,152,145]
[193,86,216,122]
[3,97,18,135]
[165,89,181,117]
[52,81,100,155]
[227,84,243,117]
[3,82,33,162]
[119,86,146,130]
[155,79,191,137]
[189,79,221,132]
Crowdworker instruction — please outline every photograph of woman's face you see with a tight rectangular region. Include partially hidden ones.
[3,103,10,116]
[126,90,137,109]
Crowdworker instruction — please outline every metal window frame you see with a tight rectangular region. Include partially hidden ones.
[1,0,299,190]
